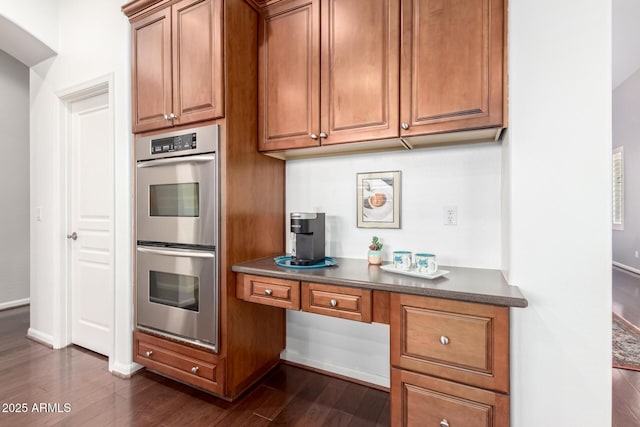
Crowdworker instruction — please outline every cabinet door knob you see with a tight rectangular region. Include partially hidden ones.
[440,419,450,427]
[439,336,450,345]
[168,113,177,120]
[329,299,338,307]
[191,366,199,374]
[319,132,327,139]
[401,122,410,130]
[264,289,273,296]
[145,350,153,357]
[310,133,319,140]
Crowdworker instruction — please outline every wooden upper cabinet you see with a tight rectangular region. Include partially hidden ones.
[320,0,399,145]
[400,0,505,136]
[258,0,399,151]
[130,0,224,133]
[258,0,320,151]
[131,7,173,133]
[172,0,224,127]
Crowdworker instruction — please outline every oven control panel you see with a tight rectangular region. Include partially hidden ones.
[151,133,196,154]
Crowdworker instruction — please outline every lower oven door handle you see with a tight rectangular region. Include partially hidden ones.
[136,154,215,168]
[137,247,215,259]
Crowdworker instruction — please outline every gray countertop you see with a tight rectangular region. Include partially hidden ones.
[231,256,528,308]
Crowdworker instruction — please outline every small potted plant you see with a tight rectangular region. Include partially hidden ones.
[368,236,383,265]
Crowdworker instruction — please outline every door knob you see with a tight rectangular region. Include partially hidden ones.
[67,232,78,241]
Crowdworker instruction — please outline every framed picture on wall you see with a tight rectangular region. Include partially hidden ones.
[356,170,401,229]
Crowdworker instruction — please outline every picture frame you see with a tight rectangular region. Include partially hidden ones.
[356,170,401,229]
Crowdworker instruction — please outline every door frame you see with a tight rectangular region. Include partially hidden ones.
[56,74,115,364]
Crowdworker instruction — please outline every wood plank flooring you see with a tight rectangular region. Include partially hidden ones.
[0,306,389,426]
[613,266,640,427]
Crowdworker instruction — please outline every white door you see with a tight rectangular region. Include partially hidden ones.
[67,91,113,356]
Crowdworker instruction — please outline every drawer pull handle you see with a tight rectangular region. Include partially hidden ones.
[439,336,450,345]
[191,366,199,374]
[329,299,338,307]
[145,351,153,357]
[264,289,273,296]
[440,419,449,427]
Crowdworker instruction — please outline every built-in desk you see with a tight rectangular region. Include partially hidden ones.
[232,257,527,427]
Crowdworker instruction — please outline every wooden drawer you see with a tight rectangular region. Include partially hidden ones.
[391,368,509,427]
[240,274,300,309]
[390,294,509,393]
[301,282,372,322]
[134,331,224,395]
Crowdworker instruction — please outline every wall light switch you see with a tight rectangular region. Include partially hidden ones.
[36,207,42,222]
[443,206,457,226]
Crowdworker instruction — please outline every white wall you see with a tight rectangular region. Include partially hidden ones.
[505,0,612,425]
[612,68,640,271]
[28,0,134,374]
[0,50,30,310]
[285,143,502,386]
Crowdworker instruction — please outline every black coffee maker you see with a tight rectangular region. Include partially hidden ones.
[290,212,325,266]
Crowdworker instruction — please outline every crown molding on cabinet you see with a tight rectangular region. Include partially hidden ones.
[122,0,170,17]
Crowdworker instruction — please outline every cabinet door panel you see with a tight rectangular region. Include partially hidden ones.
[258,0,320,151]
[400,0,504,135]
[173,0,224,126]
[131,8,173,133]
[391,368,509,427]
[321,0,399,145]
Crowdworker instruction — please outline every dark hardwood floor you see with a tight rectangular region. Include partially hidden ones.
[0,306,389,426]
[613,266,640,427]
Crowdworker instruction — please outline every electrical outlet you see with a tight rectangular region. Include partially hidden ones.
[635,250,638,259]
[443,206,457,226]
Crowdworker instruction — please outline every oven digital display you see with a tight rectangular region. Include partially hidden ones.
[151,133,197,154]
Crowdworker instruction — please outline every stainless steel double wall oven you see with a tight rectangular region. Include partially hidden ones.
[135,125,219,351]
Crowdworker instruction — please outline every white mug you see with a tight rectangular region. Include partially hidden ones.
[415,253,438,274]
[393,251,412,270]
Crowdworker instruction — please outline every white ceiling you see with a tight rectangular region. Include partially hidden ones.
[0,14,55,67]
[613,0,640,88]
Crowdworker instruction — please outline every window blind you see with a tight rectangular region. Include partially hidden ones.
[613,146,624,230]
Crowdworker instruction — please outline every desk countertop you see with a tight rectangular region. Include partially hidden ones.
[232,256,527,308]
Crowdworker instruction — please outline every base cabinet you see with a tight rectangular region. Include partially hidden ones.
[134,331,225,395]
[390,293,510,425]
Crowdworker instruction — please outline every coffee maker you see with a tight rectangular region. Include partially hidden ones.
[290,212,325,266]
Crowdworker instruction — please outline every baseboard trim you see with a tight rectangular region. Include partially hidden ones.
[26,328,54,349]
[280,349,390,389]
[281,359,390,393]
[110,362,144,379]
[613,261,640,276]
[0,298,30,311]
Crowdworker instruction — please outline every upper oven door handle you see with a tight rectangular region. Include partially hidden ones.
[137,246,215,259]
[136,154,215,168]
